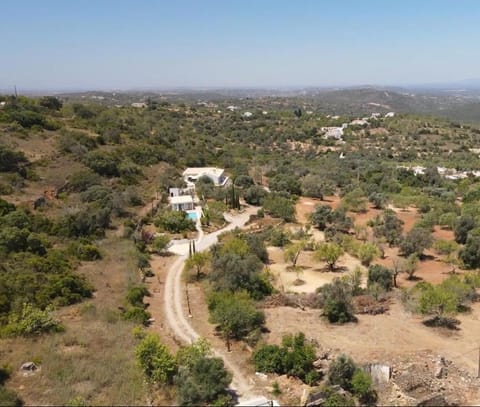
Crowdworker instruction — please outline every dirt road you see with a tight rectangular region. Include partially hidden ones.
[163,206,258,400]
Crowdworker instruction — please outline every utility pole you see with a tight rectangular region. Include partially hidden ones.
[185,282,192,318]
[14,85,18,98]
[477,346,480,378]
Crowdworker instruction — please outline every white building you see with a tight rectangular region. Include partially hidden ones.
[385,112,396,118]
[168,186,195,198]
[183,167,229,186]
[350,119,369,126]
[131,102,147,108]
[242,111,253,118]
[322,127,344,140]
[170,195,194,211]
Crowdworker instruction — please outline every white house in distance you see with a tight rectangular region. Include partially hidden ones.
[182,167,229,187]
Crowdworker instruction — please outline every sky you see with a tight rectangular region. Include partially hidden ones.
[1,0,480,90]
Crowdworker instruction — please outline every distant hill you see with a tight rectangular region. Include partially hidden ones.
[50,85,480,123]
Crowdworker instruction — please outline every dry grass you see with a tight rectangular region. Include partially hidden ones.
[1,237,153,405]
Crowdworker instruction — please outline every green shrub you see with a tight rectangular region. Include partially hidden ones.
[123,307,151,326]
[3,303,63,337]
[252,332,318,384]
[0,385,23,406]
[328,354,357,391]
[351,369,377,403]
[127,286,150,307]
[135,333,177,384]
[317,279,356,324]
[154,211,196,234]
[367,264,393,291]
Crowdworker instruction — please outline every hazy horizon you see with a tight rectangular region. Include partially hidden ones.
[2,0,480,91]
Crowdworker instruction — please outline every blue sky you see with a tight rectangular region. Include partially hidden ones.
[1,0,479,90]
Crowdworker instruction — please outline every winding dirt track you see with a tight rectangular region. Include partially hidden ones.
[163,207,258,400]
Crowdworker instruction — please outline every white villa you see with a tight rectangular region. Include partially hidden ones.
[170,195,194,211]
[182,167,229,187]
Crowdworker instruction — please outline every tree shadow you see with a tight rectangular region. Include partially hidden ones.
[314,265,348,273]
[423,316,461,330]
[419,253,435,261]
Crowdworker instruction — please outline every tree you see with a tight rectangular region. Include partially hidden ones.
[208,291,265,351]
[135,333,177,384]
[39,96,63,110]
[460,235,480,269]
[399,227,433,257]
[356,242,380,266]
[317,279,355,323]
[438,212,457,230]
[84,150,121,177]
[327,354,376,404]
[184,251,211,280]
[367,264,393,291]
[328,354,357,391]
[415,283,458,318]
[351,369,376,404]
[311,205,333,231]
[151,235,170,255]
[176,338,211,368]
[372,209,404,246]
[175,356,232,406]
[154,211,196,234]
[315,243,344,271]
[209,252,272,299]
[234,175,254,188]
[403,254,419,280]
[244,185,267,206]
[433,239,459,272]
[391,256,402,288]
[454,215,476,244]
[368,192,387,209]
[284,240,307,269]
[301,175,333,199]
[262,194,295,221]
[340,188,368,213]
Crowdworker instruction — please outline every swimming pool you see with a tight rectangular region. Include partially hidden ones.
[187,211,198,221]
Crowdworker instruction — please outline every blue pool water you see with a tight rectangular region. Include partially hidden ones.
[187,211,198,221]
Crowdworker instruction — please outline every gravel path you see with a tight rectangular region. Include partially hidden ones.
[163,206,259,400]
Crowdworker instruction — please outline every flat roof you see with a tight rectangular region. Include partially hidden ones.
[183,167,224,177]
[170,195,193,204]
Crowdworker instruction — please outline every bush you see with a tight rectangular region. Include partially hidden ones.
[0,385,23,406]
[269,228,290,247]
[328,354,357,391]
[175,356,232,406]
[252,332,318,384]
[318,279,356,324]
[135,333,177,384]
[126,285,148,305]
[351,369,377,403]
[123,307,151,326]
[460,235,480,269]
[367,264,393,291]
[3,303,63,337]
[69,241,102,261]
[0,145,29,173]
[84,150,121,177]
